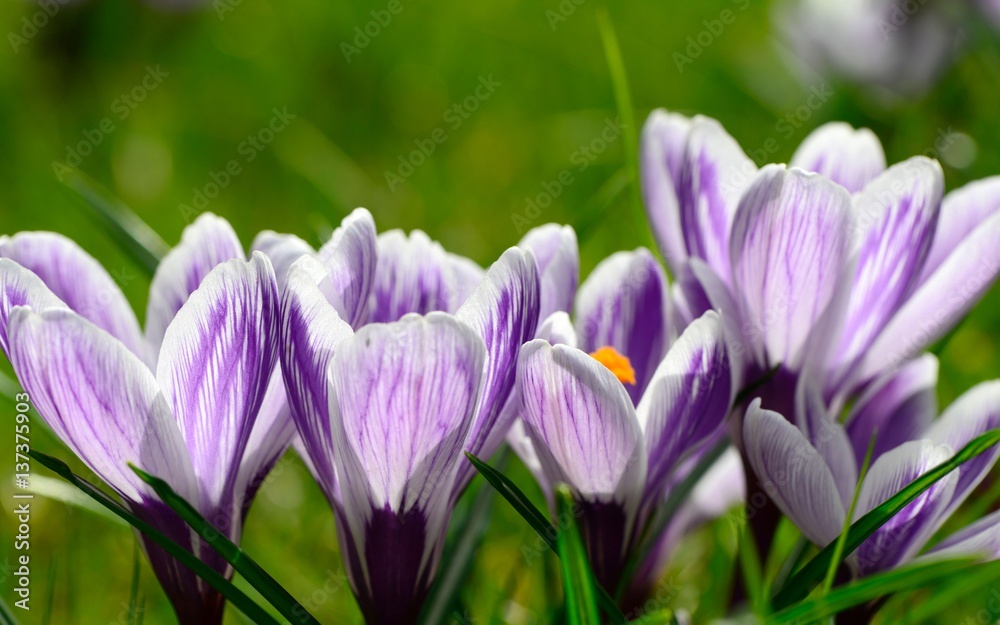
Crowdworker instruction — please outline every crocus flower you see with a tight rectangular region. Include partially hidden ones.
[0,251,278,624]
[773,0,962,97]
[0,210,379,622]
[280,245,539,624]
[515,310,731,593]
[642,112,1000,425]
[744,379,1000,575]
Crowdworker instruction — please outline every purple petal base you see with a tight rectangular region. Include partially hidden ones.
[338,506,433,625]
[576,500,633,594]
[132,500,230,625]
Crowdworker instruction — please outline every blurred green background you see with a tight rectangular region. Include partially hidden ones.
[2,0,1000,623]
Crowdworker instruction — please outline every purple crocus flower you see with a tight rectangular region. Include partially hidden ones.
[744,379,1000,575]
[642,112,1000,424]
[0,249,278,624]
[280,244,539,624]
[514,310,731,593]
[0,210,385,622]
[773,0,962,97]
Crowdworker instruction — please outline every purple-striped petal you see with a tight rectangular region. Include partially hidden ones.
[505,311,579,495]
[316,208,378,329]
[517,339,646,589]
[678,116,756,282]
[0,259,66,355]
[790,122,886,193]
[518,223,579,320]
[146,213,245,357]
[517,340,645,506]
[369,229,460,323]
[925,509,1000,562]
[853,440,956,574]
[856,208,1000,383]
[156,253,279,516]
[575,248,670,404]
[641,110,693,272]
[236,370,297,509]
[743,401,846,547]
[0,232,145,359]
[729,165,854,372]
[280,256,354,502]
[7,308,197,506]
[328,313,485,622]
[250,230,315,291]
[453,248,540,492]
[797,379,858,508]
[924,381,1000,517]
[920,177,1000,282]
[846,355,938,468]
[688,259,748,389]
[638,311,731,503]
[833,158,943,373]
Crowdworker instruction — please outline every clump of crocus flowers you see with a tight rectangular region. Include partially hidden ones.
[1,110,999,625]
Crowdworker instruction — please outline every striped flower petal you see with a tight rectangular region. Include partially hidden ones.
[0,232,145,359]
[145,213,245,358]
[576,249,670,404]
[790,122,886,193]
[156,253,279,518]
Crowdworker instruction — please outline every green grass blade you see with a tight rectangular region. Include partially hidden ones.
[130,465,321,625]
[58,167,169,274]
[419,452,505,625]
[819,432,877,596]
[738,521,765,616]
[596,8,646,245]
[555,485,601,625]
[41,563,56,625]
[0,597,19,625]
[127,541,143,625]
[772,428,1000,610]
[465,452,627,624]
[769,558,985,624]
[616,437,731,600]
[28,450,280,625]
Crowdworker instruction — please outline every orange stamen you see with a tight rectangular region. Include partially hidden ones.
[589,346,636,385]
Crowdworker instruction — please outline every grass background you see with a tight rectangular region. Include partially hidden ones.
[1,0,1000,622]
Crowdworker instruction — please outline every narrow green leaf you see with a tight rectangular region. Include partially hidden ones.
[616,437,731,599]
[130,465,322,625]
[0,597,19,625]
[29,475,128,526]
[41,563,56,625]
[596,9,646,245]
[769,558,985,624]
[28,450,281,625]
[465,452,627,624]
[555,485,601,625]
[58,168,169,274]
[819,431,877,596]
[419,451,505,625]
[738,519,765,616]
[773,428,1000,610]
[127,541,143,625]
